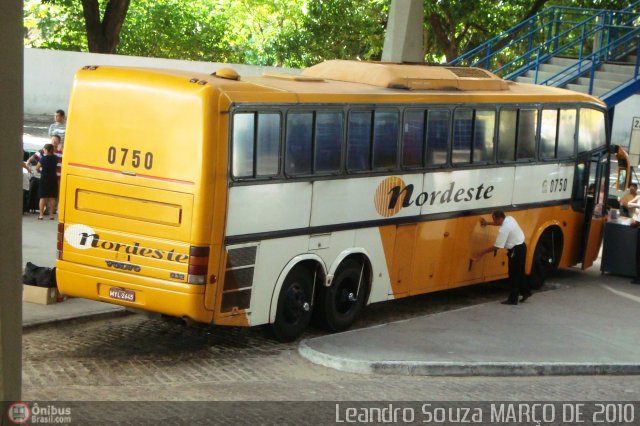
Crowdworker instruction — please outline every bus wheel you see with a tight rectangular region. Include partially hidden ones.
[272,267,313,342]
[322,259,367,332]
[529,227,563,290]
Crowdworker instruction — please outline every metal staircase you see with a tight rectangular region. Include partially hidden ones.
[448,2,640,109]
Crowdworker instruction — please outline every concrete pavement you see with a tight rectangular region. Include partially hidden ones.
[299,271,640,376]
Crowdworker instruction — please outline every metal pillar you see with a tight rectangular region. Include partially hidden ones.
[382,0,425,63]
[1,0,24,421]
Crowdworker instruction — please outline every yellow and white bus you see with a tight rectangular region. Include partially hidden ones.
[56,60,621,341]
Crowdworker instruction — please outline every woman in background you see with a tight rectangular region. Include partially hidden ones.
[36,143,58,220]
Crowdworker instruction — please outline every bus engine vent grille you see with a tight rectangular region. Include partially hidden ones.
[226,246,258,268]
[221,244,258,313]
[446,67,492,78]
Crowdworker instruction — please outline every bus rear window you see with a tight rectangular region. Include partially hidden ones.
[232,112,281,179]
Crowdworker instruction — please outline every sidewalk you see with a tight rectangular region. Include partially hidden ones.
[22,213,125,328]
[299,268,640,376]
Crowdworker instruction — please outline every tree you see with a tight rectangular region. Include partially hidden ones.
[33,0,131,54]
[81,0,130,53]
[24,0,634,65]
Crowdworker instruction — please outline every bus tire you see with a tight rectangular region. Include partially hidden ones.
[529,227,563,289]
[321,259,367,332]
[272,266,314,342]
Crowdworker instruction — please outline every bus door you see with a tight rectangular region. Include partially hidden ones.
[573,147,609,269]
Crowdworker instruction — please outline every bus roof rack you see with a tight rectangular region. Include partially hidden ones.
[302,60,509,91]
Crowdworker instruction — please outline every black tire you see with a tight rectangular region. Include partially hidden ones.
[529,228,563,289]
[321,259,367,332]
[272,267,314,342]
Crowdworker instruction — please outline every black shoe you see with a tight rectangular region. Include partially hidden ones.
[501,300,518,305]
[520,293,531,302]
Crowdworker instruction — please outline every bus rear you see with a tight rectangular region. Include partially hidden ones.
[56,66,219,324]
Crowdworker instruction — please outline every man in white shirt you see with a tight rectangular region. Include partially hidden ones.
[48,109,66,146]
[475,210,531,305]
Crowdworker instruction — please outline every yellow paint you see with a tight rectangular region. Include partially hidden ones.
[378,205,592,299]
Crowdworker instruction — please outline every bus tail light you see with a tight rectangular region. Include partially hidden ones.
[56,222,64,260]
[187,245,209,284]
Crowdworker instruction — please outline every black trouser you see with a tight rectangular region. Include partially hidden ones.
[507,243,529,303]
[635,228,640,281]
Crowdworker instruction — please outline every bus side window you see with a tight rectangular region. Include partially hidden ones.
[285,112,313,176]
[578,108,606,153]
[540,109,558,159]
[426,110,450,166]
[402,110,425,168]
[314,112,343,173]
[256,113,281,176]
[452,109,472,164]
[516,108,538,161]
[373,110,399,170]
[558,109,576,158]
[473,110,495,163]
[232,113,255,178]
[348,111,372,172]
[498,109,517,162]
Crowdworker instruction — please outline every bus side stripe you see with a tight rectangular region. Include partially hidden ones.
[68,163,195,185]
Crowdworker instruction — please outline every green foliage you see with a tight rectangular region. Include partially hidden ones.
[23,0,635,66]
[24,0,86,51]
[117,1,232,61]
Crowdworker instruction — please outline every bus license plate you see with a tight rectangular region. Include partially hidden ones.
[109,287,135,302]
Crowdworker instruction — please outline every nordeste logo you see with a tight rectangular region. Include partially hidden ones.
[63,223,189,263]
[64,224,96,250]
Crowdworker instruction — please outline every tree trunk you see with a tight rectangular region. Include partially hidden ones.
[81,0,131,54]
[427,14,458,62]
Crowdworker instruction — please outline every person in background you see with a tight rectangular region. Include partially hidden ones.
[26,134,63,188]
[35,143,58,220]
[621,183,639,218]
[48,109,66,146]
[22,161,32,214]
[475,210,532,305]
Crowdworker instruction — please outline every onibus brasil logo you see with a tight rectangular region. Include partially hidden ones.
[374,176,495,218]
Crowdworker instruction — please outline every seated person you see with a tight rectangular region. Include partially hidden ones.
[621,183,639,217]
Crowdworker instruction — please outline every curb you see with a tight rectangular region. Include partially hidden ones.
[23,307,129,329]
[298,340,640,377]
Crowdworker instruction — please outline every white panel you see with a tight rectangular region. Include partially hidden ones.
[227,182,312,236]
[421,168,515,215]
[231,164,573,238]
[311,175,424,226]
[353,228,393,303]
[512,163,574,205]
[248,235,310,325]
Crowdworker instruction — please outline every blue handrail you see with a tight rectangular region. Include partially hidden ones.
[448,2,640,107]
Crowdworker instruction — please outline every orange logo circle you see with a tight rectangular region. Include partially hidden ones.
[374,176,407,217]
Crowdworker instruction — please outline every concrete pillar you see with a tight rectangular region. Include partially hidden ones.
[1,0,24,421]
[382,0,425,63]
